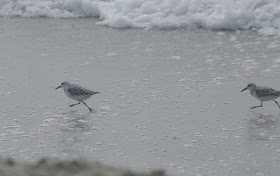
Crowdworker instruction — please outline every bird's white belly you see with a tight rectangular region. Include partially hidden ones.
[258,96,277,101]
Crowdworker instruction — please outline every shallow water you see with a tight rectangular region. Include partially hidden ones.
[1,18,280,175]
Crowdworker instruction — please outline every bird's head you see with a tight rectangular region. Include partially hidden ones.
[56,81,70,90]
[241,83,256,92]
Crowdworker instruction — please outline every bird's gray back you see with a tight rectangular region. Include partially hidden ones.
[255,86,280,97]
[66,84,96,96]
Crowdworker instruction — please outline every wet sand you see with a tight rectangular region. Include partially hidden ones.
[1,17,280,175]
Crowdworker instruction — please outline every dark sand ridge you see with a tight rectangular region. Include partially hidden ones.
[0,157,166,176]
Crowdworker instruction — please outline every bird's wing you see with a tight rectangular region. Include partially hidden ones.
[255,87,280,97]
[67,84,95,96]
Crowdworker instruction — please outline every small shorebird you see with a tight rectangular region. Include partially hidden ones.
[241,83,280,109]
[56,81,99,112]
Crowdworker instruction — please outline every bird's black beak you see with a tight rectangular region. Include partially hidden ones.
[55,85,61,90]
[241,87,247,92]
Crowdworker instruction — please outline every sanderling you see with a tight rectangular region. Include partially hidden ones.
[56,81,100,112]
[241,83,280,109]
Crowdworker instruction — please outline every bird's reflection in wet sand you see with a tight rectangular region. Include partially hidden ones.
[247,112,279,142]
[60,110,92,132]
[58,110,94,157]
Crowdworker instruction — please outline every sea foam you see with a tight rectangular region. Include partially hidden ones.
[0,0,280,34]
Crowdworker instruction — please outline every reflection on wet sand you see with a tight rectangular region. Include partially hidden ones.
[60,110,92,132]
[247,112,279,141]
[57,110,94,157]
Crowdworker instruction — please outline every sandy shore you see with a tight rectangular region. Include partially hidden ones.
[1,17,280,175]
[0,157,166,176]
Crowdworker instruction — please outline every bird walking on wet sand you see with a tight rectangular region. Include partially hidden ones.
[241,83,280,109]
[56,81,99,112]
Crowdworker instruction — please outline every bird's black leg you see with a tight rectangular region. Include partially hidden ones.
[69,102,80,107]
[81,101,94,112]
[273,100,280,109]
[251,102,263,109]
